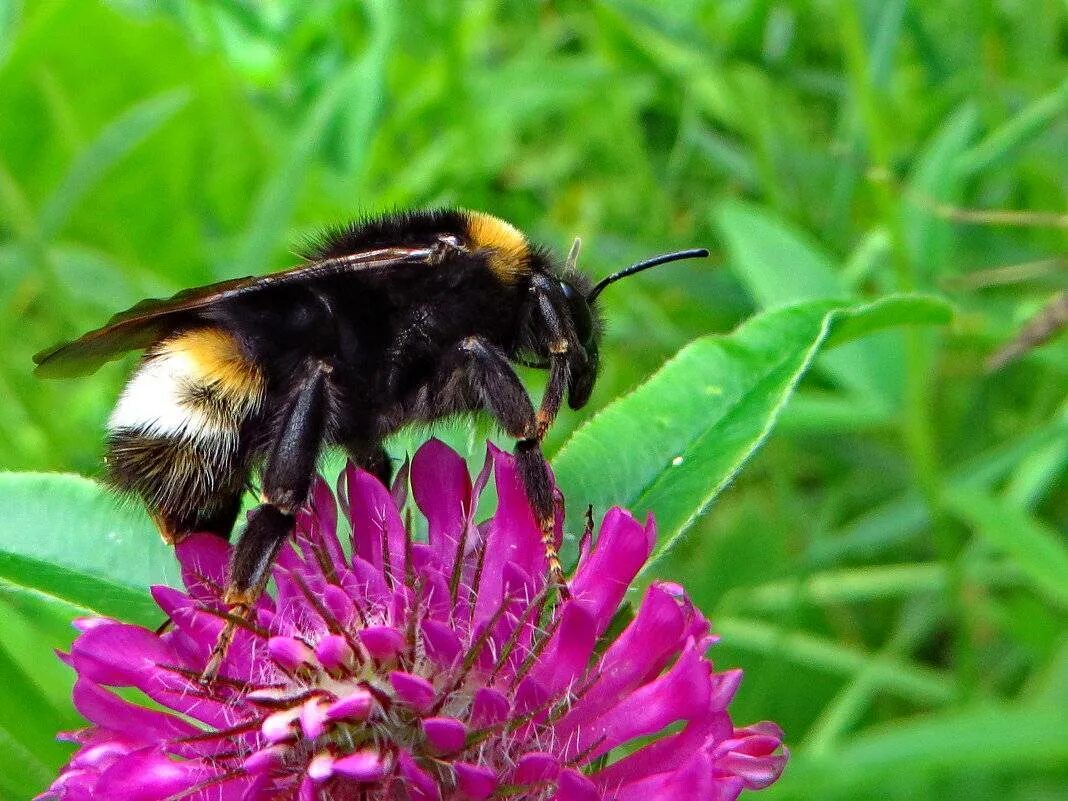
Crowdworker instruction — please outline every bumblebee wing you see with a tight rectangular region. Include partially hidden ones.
[33,245,437,378]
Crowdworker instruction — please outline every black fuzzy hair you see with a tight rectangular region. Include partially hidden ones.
[298,208,469,261]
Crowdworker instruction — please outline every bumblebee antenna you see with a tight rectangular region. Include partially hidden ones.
[586,248,709,303]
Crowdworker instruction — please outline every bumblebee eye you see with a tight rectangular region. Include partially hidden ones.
[559,281,594,347]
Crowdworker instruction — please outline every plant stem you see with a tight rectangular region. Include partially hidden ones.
[837,1,976,693]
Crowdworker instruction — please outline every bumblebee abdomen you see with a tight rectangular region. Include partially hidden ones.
[106,327,265,541]
[108,327,264,437]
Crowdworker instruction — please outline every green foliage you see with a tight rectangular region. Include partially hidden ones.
[0,1,1065,799]
[554,295,950,566]
[0,472,174,624]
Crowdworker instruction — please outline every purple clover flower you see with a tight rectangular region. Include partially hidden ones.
[43,439,787,800]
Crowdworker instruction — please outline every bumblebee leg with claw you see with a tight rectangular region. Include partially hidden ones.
[200,360,329,683]
[519,350,571,596]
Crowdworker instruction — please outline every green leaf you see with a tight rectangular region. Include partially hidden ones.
[944,488,1068,610]
[1003,435,1068,510]
[0,638,69,796]
[776,390,891,433]
[552,295,951,567]
[841,227,891,290]
[714,198,843,304]
[821,294,953,349]
[733,561,1023,613]
[808,413,1068,565]
[0,473,178,626]
[713,199,902,403]
[328,0,395,177]
[0,585,86,795]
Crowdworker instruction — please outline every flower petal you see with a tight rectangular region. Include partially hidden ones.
[473,446,544,625]
[315,634,354,672]
[71,622,182,686]
[469,687,510,728]
[325,688,374,724]
[591,711,732,787]
[397,751,441,801]
[552,769,599,801]
[94,748,204,801]
[389,671,436,712]
[528,602,596,700]
[261,706,301,744]
[570,508,654,635]
[412,438,472,567]
[322,584,357,628]
[422,619,462,667]
[268,636,318,672]
[422,716,466,755]
[710,723,789,789]
[563,638,713,762]
[300,696,330,739]
[175,534,229,603]
[347,465,406,581]
[611,751,734,801]
[556,582,692,737]
[307,475,343,568]
[454,762,497,800]
[333,749,389,782]
[243,745,285,775]
[72,679,197,745]
[513,751,560,785]
[359,626,406,661]
[307,751,335,783]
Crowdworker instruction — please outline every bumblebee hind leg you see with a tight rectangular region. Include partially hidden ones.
[201,359,330,683]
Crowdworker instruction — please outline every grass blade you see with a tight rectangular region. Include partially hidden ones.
[777,705,1068,796]
[38,88,190,239]
[955,76,1068,177]
[944,488,1068,610]
[235,61,364,275]
[715,616,956,705]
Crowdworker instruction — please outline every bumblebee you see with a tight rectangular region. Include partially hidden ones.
[35,208,706,677]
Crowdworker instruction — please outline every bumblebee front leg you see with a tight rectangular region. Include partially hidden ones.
[200,360,330,682]
[524,275,590,588]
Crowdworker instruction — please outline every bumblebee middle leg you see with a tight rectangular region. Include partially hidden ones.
[438,337,568,592]
[201,360,330,682]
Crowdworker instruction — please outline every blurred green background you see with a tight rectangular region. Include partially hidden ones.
[0,0,1066,799]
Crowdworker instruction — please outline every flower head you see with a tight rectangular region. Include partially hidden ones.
[43,439,787,800]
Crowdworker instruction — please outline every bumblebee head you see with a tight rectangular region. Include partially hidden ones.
[463,210,707,411]
[557,268,601,410]
[556,241,710,410]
